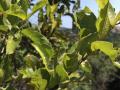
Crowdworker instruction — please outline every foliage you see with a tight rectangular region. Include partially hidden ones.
[0,0,120,90]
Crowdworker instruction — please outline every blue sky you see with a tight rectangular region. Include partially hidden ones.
[29,0,120,28]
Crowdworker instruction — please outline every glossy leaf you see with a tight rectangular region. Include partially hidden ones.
[108,3,116,26]
[96,0,109,9]
[96,3,111,39]
[91,41,117,60]
[22,29,54,69]
[6,4,27,20]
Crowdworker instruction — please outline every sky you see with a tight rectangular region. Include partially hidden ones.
[29,0,120,28]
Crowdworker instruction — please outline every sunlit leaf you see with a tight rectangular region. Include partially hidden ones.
[96,3,111,39]
[108,3,116,26]
[0,4,3,11]
[28,0,47,18]
[96,0,109,9]
[113,12,120,25]
[80,60,92,73]
[91,41,117,60]
[19,68,47,90]
[6,4,27,20]
[0,68,4,84]
[6,34,20,54]
[22,29,54,69]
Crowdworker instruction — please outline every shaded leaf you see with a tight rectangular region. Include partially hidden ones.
[78,33,98,55]
[60,53,79,72]
[48,71,59,88]
[0,0,11,10]
[76,7,97,37]
[19,0,30,13]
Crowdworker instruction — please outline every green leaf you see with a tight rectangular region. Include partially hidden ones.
[48,71,59,88]
[0,4,3,11]
[22,29,54,69]
[19,0,30,13]
[96,3,111,39]
[24,54,40,68]
[96,0,109,9]
[0,0,11,10]
[0,68,4,84]
[55,65,69,82]
[80,60,92,73]
[108,3,116,26]
[113,12,120,25]
[78,33,98,55]
[28,0,47,18]
[6,34,20,54]
[91,41,117,60]
[113,62,120,68]
[19,68,47,90]
[0,25,9,32]
[3,16,12,30]
[60,53,79,72]
[67,41,78,54]
[6,4,27,20]
[76,7,97,37]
